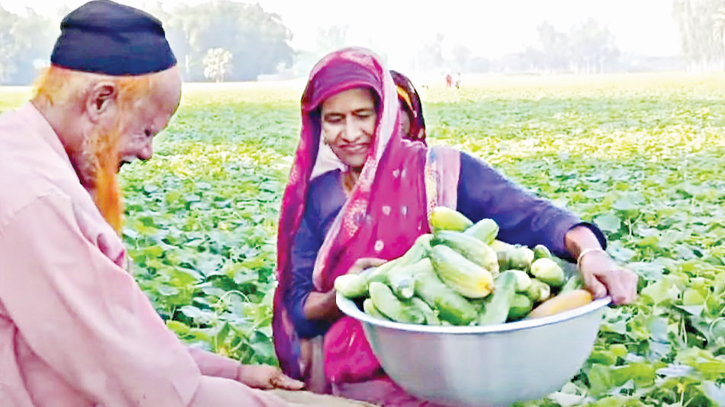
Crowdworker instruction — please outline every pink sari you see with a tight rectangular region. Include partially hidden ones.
[273,47,460,406]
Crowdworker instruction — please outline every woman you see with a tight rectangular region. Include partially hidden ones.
[390,70,426,142]
[311,69,426,179]
[272,47,639,406]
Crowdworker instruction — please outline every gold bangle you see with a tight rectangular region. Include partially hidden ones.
[577,248,608,269]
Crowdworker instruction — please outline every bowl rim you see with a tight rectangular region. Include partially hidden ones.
[336,292,612,334]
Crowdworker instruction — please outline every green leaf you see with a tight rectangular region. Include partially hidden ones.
[656,364,694,378]
[166,320,189,334]
[641,279,678,305]
[179,305,216,325]
[588,364,614,397]
[627,262,664,281]
[610,363,657,388]
[594,213,622,234]
[701,382,725,405]
[157,285,180,296]
[547,392,586,406]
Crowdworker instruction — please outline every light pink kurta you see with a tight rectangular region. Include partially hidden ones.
[0,103,301,407]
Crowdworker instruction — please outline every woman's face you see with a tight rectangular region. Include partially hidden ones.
[400,106,412,136]
[320,87,378,171]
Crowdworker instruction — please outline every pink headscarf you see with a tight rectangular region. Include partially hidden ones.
[272,47,460,390]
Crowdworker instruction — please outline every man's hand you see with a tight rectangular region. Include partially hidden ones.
[237,364,305,391]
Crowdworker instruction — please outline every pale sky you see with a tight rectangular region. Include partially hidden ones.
[0,0,681,62]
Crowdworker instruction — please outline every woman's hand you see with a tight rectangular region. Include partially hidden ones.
[237,364,305,391]
[565,225,639,305]
[303,257,387,321]
[578,249,639,305]
[346,257,388,275]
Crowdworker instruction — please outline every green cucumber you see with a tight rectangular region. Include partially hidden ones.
[463,218,499,245]
[508,294,534,321]
[413,266,478,325]
[369,282,425,324]
[363,298,389,320]
[431,230,499,275]
[478,270,518,326]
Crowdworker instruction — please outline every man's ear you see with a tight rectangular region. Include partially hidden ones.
[85,82,117,124]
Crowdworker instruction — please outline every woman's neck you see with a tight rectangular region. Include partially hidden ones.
[342,167,362,194]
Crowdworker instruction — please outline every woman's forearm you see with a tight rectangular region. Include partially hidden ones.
[564,225,604,260]
[303,290,340,321]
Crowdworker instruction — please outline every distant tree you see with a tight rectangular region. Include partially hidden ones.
[0,6,18,84]
[517,19,619,74]
[568,18,619,73]
[0,6,58,85]
[203,48,233,82]
[452,43,472,72]
[716,8,725,68]
[289,49,320,78]
[363,38,389,66]
[519,46,545,71]
[160,0,294,81]
[469,56,491,73]
[316,25,348,56]
[536,22,571,72]
[141,2,194,79]
[717,6,725,39]
[9,9,57,84]
[418,32,445,72]
[672,0,725,71]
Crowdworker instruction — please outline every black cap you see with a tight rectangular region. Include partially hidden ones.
[50,0,177,76]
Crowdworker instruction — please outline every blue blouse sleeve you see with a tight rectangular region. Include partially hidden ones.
[284,209,332,338]
[455,152,607,262]
[283,170,345,339]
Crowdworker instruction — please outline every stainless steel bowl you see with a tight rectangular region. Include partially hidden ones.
[337,293,611,407]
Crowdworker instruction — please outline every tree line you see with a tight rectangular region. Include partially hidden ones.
[672,0,725,71]
[0,1,295,85]
[0,0,722,85]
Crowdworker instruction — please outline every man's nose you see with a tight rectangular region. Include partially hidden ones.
[137,140,153,161]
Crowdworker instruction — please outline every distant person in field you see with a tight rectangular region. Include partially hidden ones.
[0,1,307,406]
[272,47,639,406]
[312,69,426,178]
[445,72,452,87]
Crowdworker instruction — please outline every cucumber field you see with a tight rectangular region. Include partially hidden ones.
[4,72,725,406]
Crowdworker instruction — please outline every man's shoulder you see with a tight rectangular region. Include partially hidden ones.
[0,163,71,228]
[0,105,81,219]
[0,144,75,231]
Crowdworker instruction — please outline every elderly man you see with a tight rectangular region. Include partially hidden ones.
[0,1,307,406]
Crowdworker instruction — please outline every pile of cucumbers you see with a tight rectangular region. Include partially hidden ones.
[334,207,594,327]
